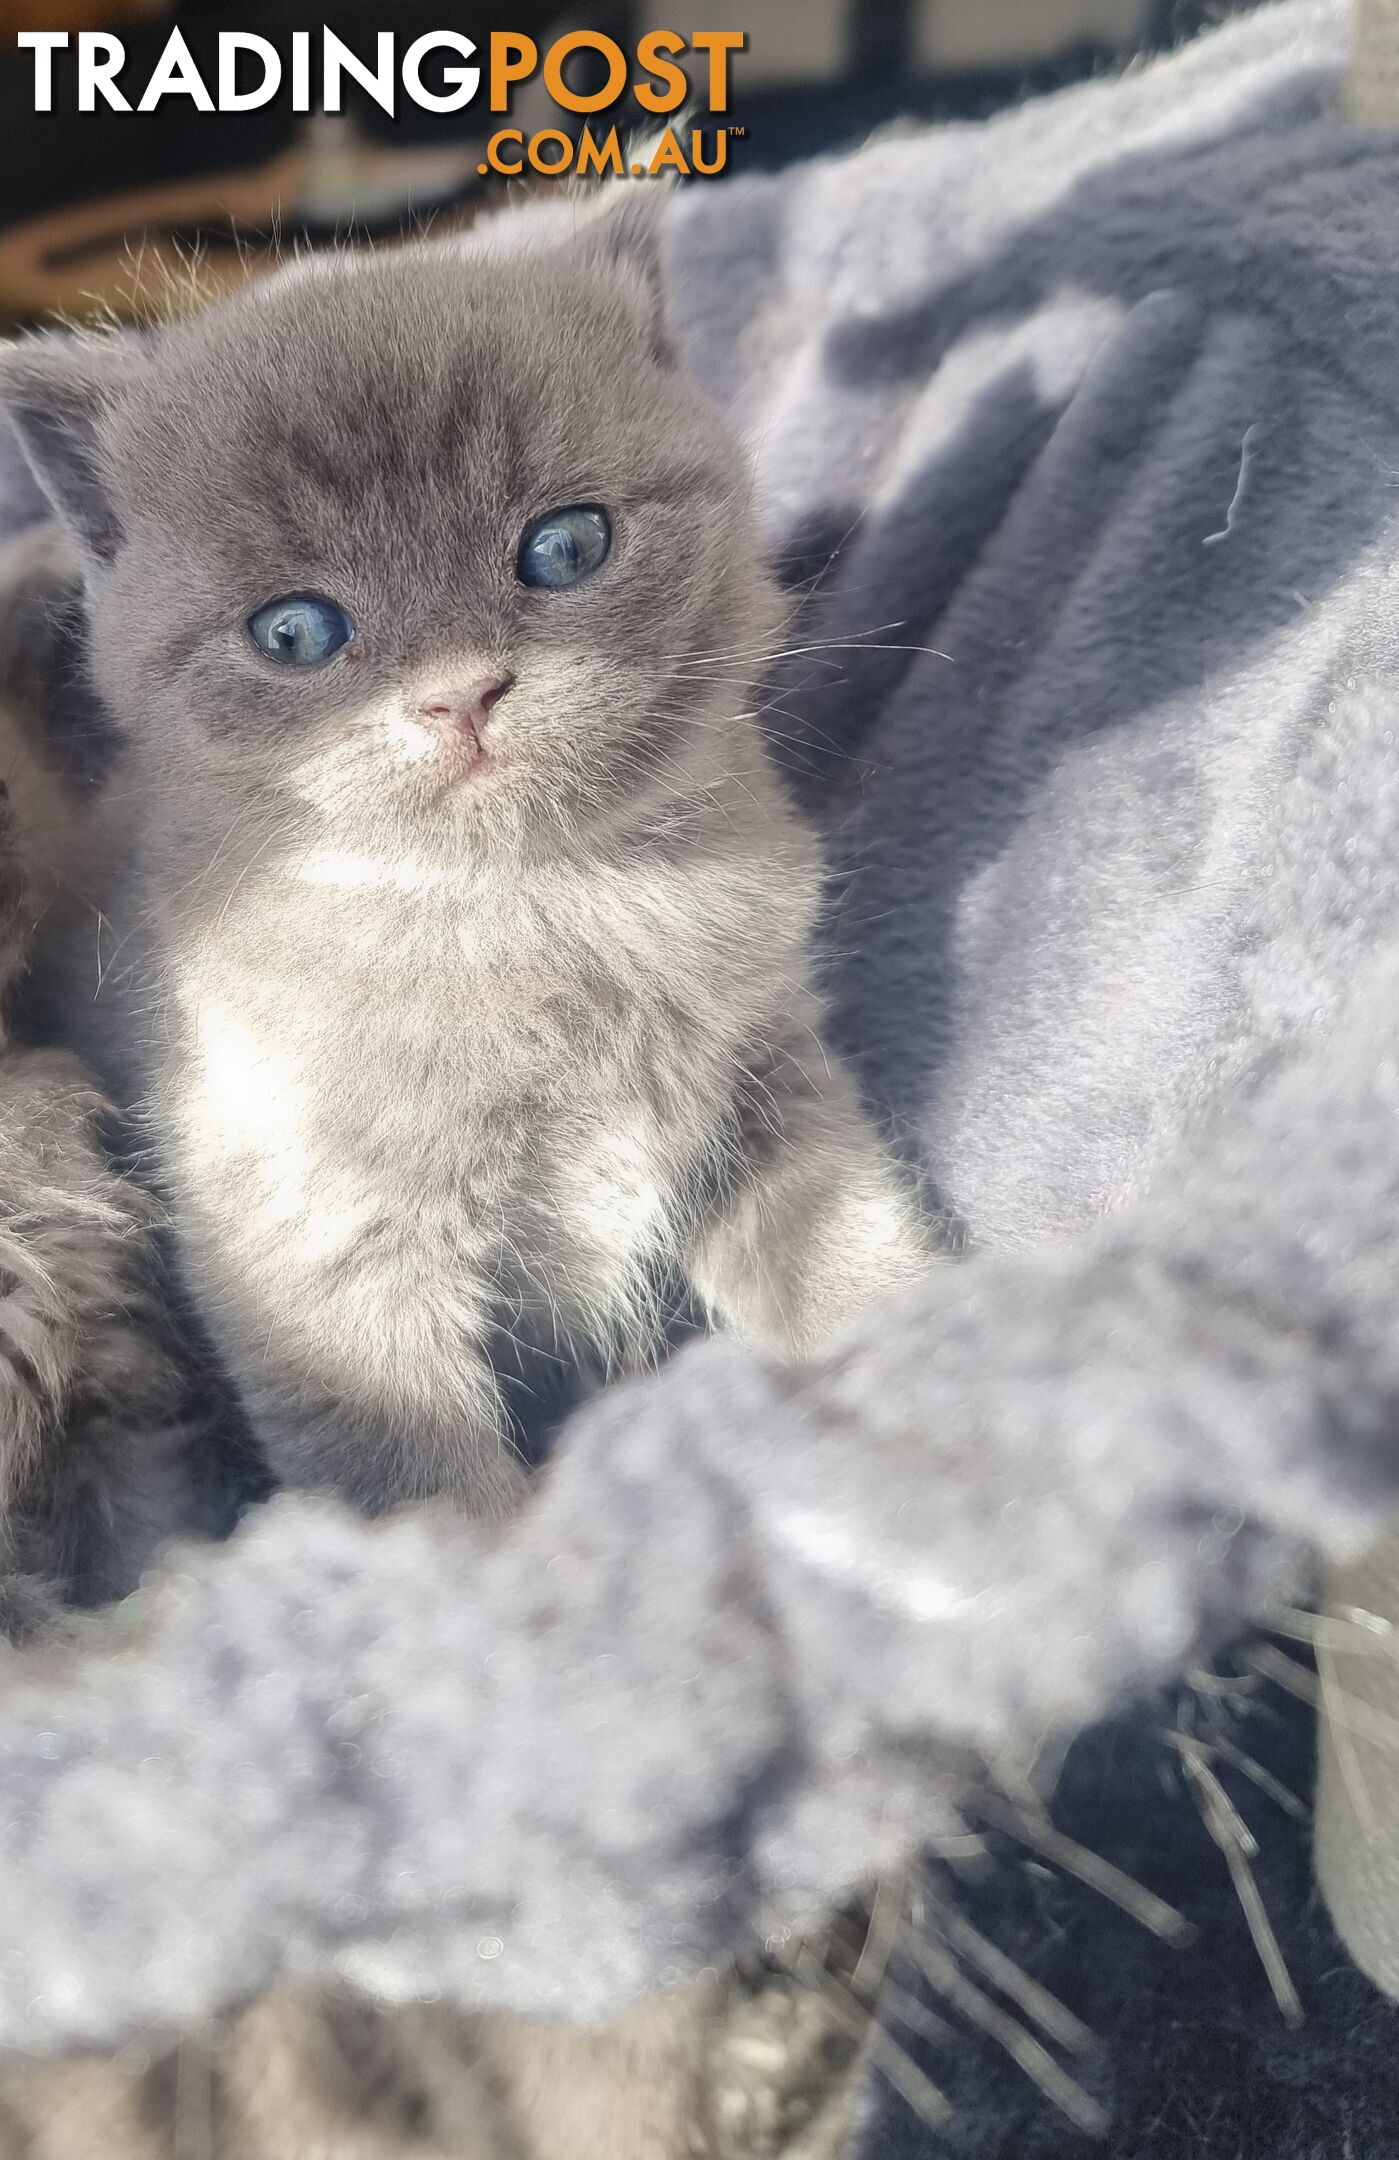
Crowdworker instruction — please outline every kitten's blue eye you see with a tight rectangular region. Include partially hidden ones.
[517,506,611,591]
[248,594,355,667]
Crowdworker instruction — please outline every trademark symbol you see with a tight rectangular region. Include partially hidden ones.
[727,125,746,138]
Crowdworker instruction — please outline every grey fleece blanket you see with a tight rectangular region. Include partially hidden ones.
[1,0,1398,2141]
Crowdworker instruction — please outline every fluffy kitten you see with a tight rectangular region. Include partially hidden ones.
[0,198,933,1519]
[0,201,910,2160]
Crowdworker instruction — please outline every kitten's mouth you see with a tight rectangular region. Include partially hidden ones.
[457,743,502,784]
[393,712,520,804]
[441,736,510,794]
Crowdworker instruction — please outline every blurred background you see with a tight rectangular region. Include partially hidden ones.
[0,1,1261,323]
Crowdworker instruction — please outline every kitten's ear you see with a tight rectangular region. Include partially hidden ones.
[0,336,147,567]
[573,180,674,365]
[472,174,675,365]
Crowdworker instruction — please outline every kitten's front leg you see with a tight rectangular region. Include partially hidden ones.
[689,1016,939,1360]
[236,1363,528,1521]
[186,1226,530,1520]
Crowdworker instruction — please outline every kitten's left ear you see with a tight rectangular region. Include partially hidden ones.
[573,181,674,363]
[0,335,149,568]
[471,173,676,366]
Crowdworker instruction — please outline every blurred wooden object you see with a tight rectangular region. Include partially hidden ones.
[0,120,497,326]
[1349,0,1399,122]
[0,1,171,30]
[0,154,309,324]
[914,0,1144,69]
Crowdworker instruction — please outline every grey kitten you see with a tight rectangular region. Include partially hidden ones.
[0,195,931,1520]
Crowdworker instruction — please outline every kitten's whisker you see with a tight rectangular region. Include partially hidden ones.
[663,625,956,675]
[207,827,292,940]
[776,501,874,585]
[659,619,911,666]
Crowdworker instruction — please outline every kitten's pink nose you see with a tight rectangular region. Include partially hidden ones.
[419,675,512,744]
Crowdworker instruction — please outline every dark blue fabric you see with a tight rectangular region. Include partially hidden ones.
[873,1695,1399,2159]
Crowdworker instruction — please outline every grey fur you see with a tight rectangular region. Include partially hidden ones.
[0,569,204,1629]
[0,213,931,1519]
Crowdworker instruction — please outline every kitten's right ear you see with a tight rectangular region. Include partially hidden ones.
[0,336,146,567]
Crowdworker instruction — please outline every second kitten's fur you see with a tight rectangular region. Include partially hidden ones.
[0,549,204,1630]
[0,199,932,1517]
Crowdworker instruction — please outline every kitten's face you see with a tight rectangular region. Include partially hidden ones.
[74,235,780,858]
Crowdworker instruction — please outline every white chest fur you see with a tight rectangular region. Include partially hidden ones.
[161,839,791,1339]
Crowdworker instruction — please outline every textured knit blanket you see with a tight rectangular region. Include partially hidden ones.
[1,3,1397,2152]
